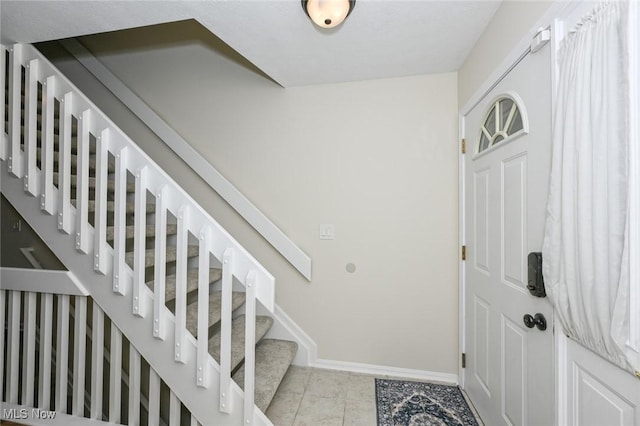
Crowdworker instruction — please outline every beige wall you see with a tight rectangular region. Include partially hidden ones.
[40,21,460,374]
[458,1,553,107]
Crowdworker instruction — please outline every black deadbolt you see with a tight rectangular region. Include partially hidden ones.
[527,252,546,297]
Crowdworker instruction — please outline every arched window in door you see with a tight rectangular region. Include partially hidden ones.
[477,94,528,153]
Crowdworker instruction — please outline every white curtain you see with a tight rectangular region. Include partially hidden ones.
[542,1,637,374]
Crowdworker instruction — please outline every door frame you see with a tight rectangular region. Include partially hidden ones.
[457,0,586,403]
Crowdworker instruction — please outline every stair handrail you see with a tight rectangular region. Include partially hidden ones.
[59,38,312,281]
[1,42,273,425]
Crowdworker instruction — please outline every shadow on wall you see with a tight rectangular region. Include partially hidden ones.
[1,195,66,270]
[38,19,278,86]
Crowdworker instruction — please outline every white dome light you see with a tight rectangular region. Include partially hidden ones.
[302,0,356,29]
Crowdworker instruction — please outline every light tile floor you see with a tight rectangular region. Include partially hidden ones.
[266,367,484,426]
[266,367,377,426]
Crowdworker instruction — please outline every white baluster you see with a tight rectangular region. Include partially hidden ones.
[113,146,128,295]
[169,390,181,426]
[38,293,54,409]
[7,291,20,404]
[90,303,104,419]
[72,296,87,416]
[40,76,56,214]
[55,294,70,413]
[128,347,141,425]
[220,248,234,414]
[0,291,5,397]
[133,166,147,317]
[174,206,189,363]
[22,291,37,405]
[94,128,109,274]
[1,47,7,160]
[75,109,91,253]
[244,271,257,426]
[57,92,73,234]
[8,44,22,177]
[197,227,210,388]
[148,368,161,425]
[190,414,199,426]
[153,185,167,340]
[109,326,122,423]
[24,59,39,196]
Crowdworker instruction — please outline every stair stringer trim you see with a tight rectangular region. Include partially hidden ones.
[259,303,317,367]
[1,165,272,426]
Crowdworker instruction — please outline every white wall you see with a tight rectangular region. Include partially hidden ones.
[41,20,460,374]
[458,1,553,107]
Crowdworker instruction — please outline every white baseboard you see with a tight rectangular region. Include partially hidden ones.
[265,303,457,384]
[311,358,459,385]
[262,304,318,366]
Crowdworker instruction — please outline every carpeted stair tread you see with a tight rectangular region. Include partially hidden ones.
[54,172,136,192]
[53,140,94,155]
[85,200,156,214]
[17,135,93,155]
[233,339,298,412]
[208,315,274,372]
[106,224,178,241]
[148,268,223,302]
[185,292,246,337]
[124,245,199,268]
[36,148,115,173]
[71,199,156,214]
[35,137,97,155]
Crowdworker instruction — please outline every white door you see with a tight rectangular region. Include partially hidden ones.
[463,41,554,426]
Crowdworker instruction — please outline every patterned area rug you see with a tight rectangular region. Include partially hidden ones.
[375,379,479,426]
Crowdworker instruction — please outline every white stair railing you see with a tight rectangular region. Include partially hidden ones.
[0,267,201,425]
[1,43,274,425]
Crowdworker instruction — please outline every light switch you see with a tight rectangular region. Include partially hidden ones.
[319,224,335,240]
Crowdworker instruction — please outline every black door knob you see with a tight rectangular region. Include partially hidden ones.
[523,313,547,331]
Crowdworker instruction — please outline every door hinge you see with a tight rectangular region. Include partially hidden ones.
[461,245,466,261]
[461,353,466,368]
[461,138,467,154]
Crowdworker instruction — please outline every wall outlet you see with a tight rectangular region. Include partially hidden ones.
[11,219,22,232]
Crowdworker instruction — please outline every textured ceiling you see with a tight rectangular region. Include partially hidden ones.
[0,0,501,87]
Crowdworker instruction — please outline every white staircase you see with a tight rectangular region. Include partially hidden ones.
[1,43,297,425]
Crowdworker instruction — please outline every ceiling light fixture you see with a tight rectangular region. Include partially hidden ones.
[302,0,356,29]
